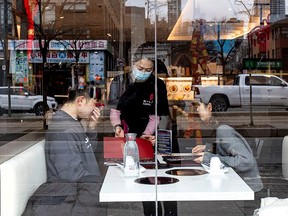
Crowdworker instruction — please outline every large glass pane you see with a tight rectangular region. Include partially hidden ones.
[0,0,288,216]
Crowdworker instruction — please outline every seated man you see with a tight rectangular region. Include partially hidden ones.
[192,102,263,192]
[23,88,107,216]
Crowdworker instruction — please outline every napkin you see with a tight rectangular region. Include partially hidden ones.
[253,197,288,216]
[116,163,146,173]
[201,162,228,175]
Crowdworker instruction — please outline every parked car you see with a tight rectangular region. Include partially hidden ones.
[0,86,58,116]
[193,74,288,111]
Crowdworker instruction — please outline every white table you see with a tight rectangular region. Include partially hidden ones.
[99,166,254,202]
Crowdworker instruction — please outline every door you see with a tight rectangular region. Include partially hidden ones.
[241,75,270,106]
[267,76,288,106]
[11,87,33,111]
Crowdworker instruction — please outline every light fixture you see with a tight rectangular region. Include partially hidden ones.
[60,16,64,19]
[107,33,112,37]
[17,25,21,39]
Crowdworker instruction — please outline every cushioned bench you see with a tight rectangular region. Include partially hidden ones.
[0,138,46,216]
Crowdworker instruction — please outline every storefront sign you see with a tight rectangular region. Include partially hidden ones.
[8,40,108,51]
[116,57,125,66]
[28,51,90,63]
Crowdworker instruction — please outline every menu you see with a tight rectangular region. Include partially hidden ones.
[157,129,172,154]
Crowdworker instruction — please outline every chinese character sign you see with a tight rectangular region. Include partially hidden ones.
[28,51,89,63]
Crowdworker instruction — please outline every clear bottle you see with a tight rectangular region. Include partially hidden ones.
[123,133,140,177]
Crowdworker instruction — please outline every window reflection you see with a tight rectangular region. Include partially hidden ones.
[0,0,288,215]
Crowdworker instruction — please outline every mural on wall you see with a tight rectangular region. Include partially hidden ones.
[89,51,105,86]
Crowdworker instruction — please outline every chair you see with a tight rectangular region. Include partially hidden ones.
[255,138,264,159]
[282,136,288,179]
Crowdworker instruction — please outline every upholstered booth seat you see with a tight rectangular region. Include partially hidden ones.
[0,139,46,216]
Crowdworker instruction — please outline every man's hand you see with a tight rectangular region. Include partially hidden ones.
[140,134,155,145]
[192,144,206,153]
[88,107,102,130]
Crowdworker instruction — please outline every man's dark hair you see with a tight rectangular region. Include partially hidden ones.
[66,88,90,102]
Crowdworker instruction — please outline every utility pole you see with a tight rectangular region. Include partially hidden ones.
[3,0,8,86]
[3,0,11,117]
[119,0,127,67]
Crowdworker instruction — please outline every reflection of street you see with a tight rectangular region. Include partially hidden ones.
[0,114,43,147]
[1,108,288,165]
[1,107,287,143]
[1,108,288,213]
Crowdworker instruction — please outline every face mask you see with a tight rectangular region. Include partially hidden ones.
[132,67,152,82]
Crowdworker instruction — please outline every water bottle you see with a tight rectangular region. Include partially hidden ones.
[123,133,140,177]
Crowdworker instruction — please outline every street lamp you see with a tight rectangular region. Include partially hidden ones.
[118,0,128,71]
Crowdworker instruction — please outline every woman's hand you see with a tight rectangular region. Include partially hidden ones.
[192,144,206,154]
[115,126,124,137]
[193,152,204,163]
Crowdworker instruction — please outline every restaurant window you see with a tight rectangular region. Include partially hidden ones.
[2,1,288,216]
[281,26,288,38]
[42,3,55,24]
[245,76,269,86]
[63,3,87,12]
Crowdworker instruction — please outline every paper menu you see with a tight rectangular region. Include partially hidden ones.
[157,129,172,154]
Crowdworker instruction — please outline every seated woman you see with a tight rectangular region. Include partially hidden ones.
[192,102,263,192]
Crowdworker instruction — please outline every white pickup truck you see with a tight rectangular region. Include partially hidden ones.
[193,74,288,111]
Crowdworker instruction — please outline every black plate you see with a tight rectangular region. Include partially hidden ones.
[134,176,179,185]
[165,168,207,176]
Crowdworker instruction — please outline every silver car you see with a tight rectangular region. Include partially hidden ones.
[0,86,58,116]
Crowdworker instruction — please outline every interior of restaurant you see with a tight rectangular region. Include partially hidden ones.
[1,0,288,216]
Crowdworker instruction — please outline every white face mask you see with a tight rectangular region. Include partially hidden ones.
[132,66,152,82]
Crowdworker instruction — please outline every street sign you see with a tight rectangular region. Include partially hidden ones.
[116,58,125,67]
[243,58,283,70]
[2,65,6,71]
